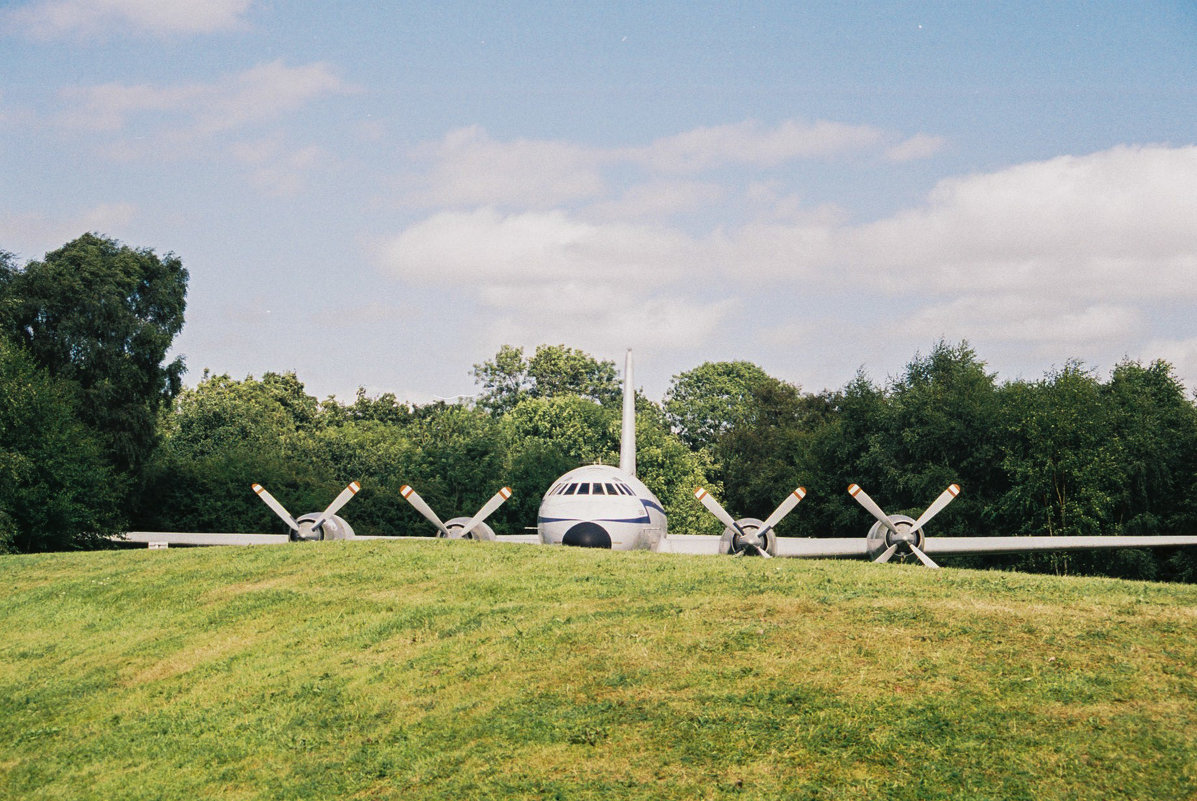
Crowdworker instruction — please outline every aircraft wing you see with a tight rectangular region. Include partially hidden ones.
[661,535,870,557]
[923,534,1197,555]
[657,534,724,554]
[121,531,291,546]
[495,534,543,544]
[353,533,543,544]
[774,537,871,558]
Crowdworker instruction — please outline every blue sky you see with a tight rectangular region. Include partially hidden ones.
[2,1,1195,402]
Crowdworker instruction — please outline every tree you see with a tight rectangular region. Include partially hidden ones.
[0,338,120,551]
[0,234,188,480]
[134,371,334,534]
[664,361,780,452]
[473,344,619,414]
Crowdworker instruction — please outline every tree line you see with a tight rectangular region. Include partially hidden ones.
[3,235,1196,582]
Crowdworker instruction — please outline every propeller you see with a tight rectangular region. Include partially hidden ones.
[399,485,452,537]
[400,485,513,540]
[694,487,807,557]
[310,481,362,530]
[847,483,961,568]
[253,483,300,533]
[252,481,361,541]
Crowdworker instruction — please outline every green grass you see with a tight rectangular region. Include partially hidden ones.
[1,542,1195,800]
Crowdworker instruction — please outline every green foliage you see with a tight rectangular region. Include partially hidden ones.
[473,344,619,415]
[0,338,120,551]
[996,362,1121,539]
[136,371,338,534]
[664,360,778,451]
[0,233,187,477]
[631,397,721,535]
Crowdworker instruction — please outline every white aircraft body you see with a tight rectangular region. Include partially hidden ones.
[535,350,667,550]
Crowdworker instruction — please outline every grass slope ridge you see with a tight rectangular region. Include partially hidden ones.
[2,543,1195,800]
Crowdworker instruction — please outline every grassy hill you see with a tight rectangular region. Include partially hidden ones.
[2,542,1195,800]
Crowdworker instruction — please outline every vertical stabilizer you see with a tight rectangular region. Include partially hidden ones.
[620,349,636,475]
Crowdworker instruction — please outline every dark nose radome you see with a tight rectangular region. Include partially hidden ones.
[562,521,612,548]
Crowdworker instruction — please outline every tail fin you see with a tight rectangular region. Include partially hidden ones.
[619,348,636,476]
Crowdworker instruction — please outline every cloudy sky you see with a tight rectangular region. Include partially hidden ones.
[2,1,1195,402]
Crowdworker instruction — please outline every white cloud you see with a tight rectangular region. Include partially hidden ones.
[405,126,606,209]
[378,207,696,286]
[842,145,1197,300]
[902,296,1144,349]
[402,120,905,212]
[379,138,1197,380]
[588,180,724,221]
[627,119,885,173]
[232,138,327,196]
[7,0,253,37]
[886,133,947,162]
[375,207,730,353]
[58,60,355,136]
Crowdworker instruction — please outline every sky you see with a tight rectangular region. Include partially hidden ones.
[2,1,1196,404]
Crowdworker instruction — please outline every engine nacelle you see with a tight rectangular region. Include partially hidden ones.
[441,517,497,541]
[718,517,777,556]
[292,513,355,541]
[865,513,922,561]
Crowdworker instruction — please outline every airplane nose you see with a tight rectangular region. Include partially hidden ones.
[562,522,612,548]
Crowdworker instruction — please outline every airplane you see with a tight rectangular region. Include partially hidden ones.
[535,349,668,550]
[122,348,1197,565]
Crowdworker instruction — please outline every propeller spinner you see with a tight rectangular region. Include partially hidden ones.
[694,487,806,557]
[252,481,361,541]
[400,485,512,540]
[847,483,960,568]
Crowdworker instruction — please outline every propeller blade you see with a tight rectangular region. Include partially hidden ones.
[400,485,452,537]
[252,483,300,532]
[874,543,899,563]
[758,487,806,534]
[847,484,902,537]
[694,487,743,533]
[909,543,940,569]
[311,481,362,529]
[908,484,961,535]
[457,487,513,538]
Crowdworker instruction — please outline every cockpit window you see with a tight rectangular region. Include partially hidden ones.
[604,483,617,495]
[577,483,591,495]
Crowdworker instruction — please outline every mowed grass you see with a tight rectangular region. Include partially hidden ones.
[1,542,1195,801]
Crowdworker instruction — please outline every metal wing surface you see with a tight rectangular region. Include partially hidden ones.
[121,531,291,546]
[923,535,1197,555]
[773,538,871,558]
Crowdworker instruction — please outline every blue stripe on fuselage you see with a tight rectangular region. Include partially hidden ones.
[538,514,652,525]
